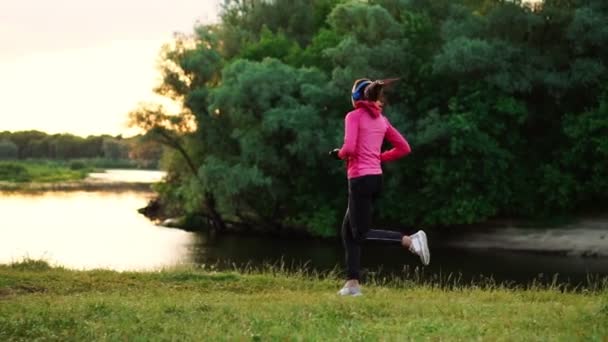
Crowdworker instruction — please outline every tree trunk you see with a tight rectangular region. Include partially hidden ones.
[153,129,226,232]
[204,191,226,232]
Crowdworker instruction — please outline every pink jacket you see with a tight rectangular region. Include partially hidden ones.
[338,101,411,179]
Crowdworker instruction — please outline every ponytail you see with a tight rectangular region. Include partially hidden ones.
[350,78,399,107]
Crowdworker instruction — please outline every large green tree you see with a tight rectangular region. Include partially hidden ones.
[133,0,608,235]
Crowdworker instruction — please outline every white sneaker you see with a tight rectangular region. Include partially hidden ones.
[337,286,362,296]
[409,230,430,266]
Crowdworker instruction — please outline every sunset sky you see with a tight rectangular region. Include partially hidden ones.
[0,0,220,137]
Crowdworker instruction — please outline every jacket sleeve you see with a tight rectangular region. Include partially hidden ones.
[380,118,411,162]
[338,112,359,159]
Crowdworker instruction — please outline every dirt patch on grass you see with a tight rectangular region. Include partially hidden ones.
[14,284,47,293]
[0,287,12,299]
[0,284,48,298]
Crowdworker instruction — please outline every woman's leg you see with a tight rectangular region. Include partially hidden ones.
[363,175,430,264]
[349,175,415,252]
[341,208,361,283]
[341,175,424,289]
[343,176,376,285]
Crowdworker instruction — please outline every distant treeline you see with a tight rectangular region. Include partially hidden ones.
[0,131,162,169]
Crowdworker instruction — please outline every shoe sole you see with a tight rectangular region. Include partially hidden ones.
[417,230,430,266]
[337,288,362,296]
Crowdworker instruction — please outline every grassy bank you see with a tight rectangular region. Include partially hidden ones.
[0,160,93,183]
[0,158,154,183]
[0,160,157,192]
[0,261,606,340]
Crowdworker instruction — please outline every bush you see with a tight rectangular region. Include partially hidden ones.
[0,162,32,182]
[69,161,86,170]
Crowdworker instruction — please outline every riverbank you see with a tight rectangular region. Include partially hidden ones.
[443,216,608,258]
[0,261,606,340]
[155,213,608,261]
[0,179,154,192]
[0,160,91,184]
[0,165,163,192]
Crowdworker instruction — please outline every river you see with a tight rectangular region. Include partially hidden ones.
[1,170,606,286]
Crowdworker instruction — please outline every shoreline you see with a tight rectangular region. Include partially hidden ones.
[442,222,608,258]
[0,169,164,193]
[0,180,154,193]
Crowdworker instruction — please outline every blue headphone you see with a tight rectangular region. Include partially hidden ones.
[351,80,371,101]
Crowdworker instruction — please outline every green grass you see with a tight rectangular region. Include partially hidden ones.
[0,158,156,185]
[1,260,606,341]
[0,160,93,183]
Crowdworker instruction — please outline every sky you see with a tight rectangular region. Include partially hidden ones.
[0,0,220,137]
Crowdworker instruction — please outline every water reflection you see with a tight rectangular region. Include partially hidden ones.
[0,191,194,271]
[188,233,608,285]
[1,188,606,286]
[87,169,166,183]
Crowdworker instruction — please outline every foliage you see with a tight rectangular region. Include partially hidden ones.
[0,162,31,182]
[238,26,301,63]
[0,161,90,183]
[562,90,608,207]
[131,0,608,235]
[202,58,341,231]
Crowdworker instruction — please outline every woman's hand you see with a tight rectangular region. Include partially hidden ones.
[329,148,341,160]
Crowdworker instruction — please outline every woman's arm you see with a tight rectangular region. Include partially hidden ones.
[381,118,411,162]
[338,112,359,159]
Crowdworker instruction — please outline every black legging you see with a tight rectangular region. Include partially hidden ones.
[341,175,403,280]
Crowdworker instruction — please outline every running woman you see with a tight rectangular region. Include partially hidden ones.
[330,78,430,296]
